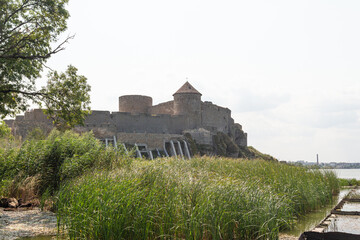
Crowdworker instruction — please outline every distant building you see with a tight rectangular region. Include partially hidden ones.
[5,82,247,158]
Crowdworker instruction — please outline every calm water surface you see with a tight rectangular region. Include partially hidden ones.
[332,169,360,180]
[281,188,352,237]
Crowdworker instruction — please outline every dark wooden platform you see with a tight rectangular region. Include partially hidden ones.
[298,187,360,240]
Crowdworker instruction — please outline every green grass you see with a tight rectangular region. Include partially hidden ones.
[56,157,338,240]
[0,129,131,198]
[0,128,339,239]
[338,178,360,186]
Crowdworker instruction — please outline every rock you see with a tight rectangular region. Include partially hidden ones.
[19,203,32,208]
[0,198,20,208]
[232,123,247,147]
[213,132,239,157]
[0,198,8,208]
[7,198,19,208]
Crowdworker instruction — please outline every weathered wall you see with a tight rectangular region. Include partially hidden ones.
[74,126,117,139]
[76,110,189,138]
[73,111,116,138]
[5,119,53,139]
[201,102,232,133]
[118,95,152,114]
[4,109,53,139]
[84,111,112,125]
[116,132,184,149]
[24,109,49,121]
[4,83,248,152]
[15,115,24,121]
[173,93,201,128]
[183,128,213,145]
[149,101,174,115]
[111,112,188,134]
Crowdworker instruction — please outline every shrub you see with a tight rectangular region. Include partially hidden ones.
[0,121,12,138]
[339,178,360,186]
[0,129,130,198]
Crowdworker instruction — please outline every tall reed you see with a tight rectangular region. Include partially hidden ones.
[0,129,131,198]
[56,157,338,239]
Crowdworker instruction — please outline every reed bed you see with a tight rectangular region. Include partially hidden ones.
[56,157,338,240]
[0,128,339,239]
[0,129,131,198]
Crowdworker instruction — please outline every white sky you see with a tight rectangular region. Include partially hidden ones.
[42,0,360,163]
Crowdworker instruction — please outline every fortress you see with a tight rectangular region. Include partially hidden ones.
[5,82,247,158]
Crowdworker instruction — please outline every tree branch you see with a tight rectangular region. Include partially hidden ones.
[0,35,74,60]
[3,0,36,26]
[0,89,47,97]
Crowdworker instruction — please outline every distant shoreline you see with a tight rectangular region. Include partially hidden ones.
[323,167,360,169]
[289,161,360,169]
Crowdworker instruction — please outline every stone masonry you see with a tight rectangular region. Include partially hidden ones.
[5,82,247,155]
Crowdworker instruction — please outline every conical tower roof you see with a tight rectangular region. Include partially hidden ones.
[173,81,202,96]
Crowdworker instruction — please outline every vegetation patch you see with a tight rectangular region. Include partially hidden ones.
[56,157,338,239]
[0,128,339,239]
[0,128,130,200]
[338,178,360,187]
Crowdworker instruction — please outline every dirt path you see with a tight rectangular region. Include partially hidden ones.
[0,208,57,240]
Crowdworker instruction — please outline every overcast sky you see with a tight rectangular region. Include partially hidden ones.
[42,0,360,163]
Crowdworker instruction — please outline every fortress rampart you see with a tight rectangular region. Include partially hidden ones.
[5,82,247,157]
[119,95,152,114]
[150,101,174,115]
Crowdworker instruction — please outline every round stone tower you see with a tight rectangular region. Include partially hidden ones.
[119,95,152,114]
[173,82,202,128]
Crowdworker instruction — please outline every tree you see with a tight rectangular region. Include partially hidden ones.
[40,65,91,130]
[0,0,71,117]
[0,120,12,138]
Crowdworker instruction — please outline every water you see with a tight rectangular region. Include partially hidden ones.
[342,202,360,211]
[327,215,360,234]
[281,188,352,237]
[332,169,360,180]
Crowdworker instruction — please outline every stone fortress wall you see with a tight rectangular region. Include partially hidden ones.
[149,101,174,115]
[5,82,247,157]
[119,95,152,114]
[5,109,53,138]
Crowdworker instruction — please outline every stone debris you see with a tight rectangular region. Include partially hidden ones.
[0,207,57,240]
